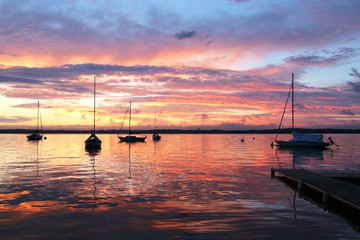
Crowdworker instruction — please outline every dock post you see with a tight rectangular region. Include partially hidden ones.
[322,192,328,210]
[271,168,275,179]
[297,180,303,196]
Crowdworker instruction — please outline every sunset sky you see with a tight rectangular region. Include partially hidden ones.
[0,0,360,130]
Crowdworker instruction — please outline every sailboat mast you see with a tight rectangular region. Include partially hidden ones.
[291,73,294,131]
[37,101,40,132]
[129,101,132,135]
[93,76,96,132]
[154,112,157,131]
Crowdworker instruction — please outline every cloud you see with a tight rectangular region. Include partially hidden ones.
[346,68,360,93]
[0,63,354,113]
[285,55,336,66]
[295,103,306,110]
[12,103,39,108]
[1,0,360,71]
[174,30,197,40]
[198,113,209,121]
[349,68,360,78]
[0,75,43,84]
[340,109,355,115]
[347,81,360,93]
[284,48,359,67]
[0,1,174,66]
[0,61,358,130]
[0,116,33,123]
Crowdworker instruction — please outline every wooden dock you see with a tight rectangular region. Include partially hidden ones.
[271,168,360,229]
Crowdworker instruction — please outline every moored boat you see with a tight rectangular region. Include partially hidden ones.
[152,133,161,141]
[152,112,161,141]
[27,101,43,141]
[27,132,43,141]
[85,132,102,148]
[85,76,101,149]
[118,101,146,143]
[276,131,330,148]
[119,135,146,142]
[274,73,331,148]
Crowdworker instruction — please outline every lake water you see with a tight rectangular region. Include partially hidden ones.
[0,133,359,239]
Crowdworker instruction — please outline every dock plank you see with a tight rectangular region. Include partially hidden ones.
[273,169,360,209]
[311,170,360,178]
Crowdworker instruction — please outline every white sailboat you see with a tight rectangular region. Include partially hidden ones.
[274,73,330,148]
[27,101,43,141]
[85,76,102,149]
[152,112,161,141]
[118,101,146,142]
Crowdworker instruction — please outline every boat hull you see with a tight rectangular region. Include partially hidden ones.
[152,136,161,141]
[85,133,102,149]
[275,140,330,148]
[27,133,43,141]
[119,135,146,142]
[85,141,102,149]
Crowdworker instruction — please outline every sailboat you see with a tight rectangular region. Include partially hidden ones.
[27,101,43,141]
[85,76,102,149]
[118,101,146,142]
[274,73,330,148]
[152,112,161,141]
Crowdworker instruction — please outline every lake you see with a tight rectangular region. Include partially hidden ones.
[0,133,359,239]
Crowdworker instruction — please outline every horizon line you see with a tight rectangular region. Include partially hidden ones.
[1,128,359,134]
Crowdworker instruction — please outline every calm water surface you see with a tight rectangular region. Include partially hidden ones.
[0,133,359,239]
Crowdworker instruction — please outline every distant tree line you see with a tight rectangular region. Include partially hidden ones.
[1,128,359,134]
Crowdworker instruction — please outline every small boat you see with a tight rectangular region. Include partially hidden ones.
[274,73,330,148]
[27,132,43,141]
[85,132,102,148]
[118,102,146,143]
[85,76,101,149]
[27,101,43,141]
[152,112,161,141]
[152,133,161,141]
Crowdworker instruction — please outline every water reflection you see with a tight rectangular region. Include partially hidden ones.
[85,146,101,155]
[0,134,359,239]
[86,150,98,212]
[34,140,40,178]
[127,143,132,178]
[275,147,326,169]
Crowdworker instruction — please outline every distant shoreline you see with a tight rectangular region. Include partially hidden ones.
[1,128,359,134]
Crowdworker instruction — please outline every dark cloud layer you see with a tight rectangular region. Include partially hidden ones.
[349,68,360,78]
[1,63,357,117]
[347,81,360,93]
[174,30,197,40]
[0,75,43,84]
[285,48,359,67]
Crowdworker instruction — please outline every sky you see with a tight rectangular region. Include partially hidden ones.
[0,0,360,131]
